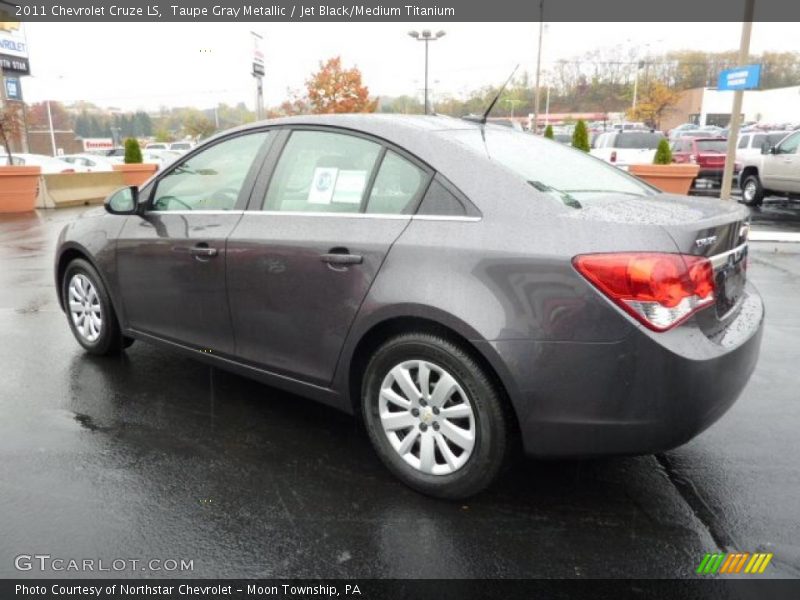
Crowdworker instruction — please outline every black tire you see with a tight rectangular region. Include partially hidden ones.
[62,258,127,355]
[741,173,765,206]
[362,333,509,499]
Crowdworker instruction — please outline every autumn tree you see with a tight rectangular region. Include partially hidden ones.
[304,57,377,114]
[26,101,72,131]
[183,112,216,140]
[627,81,681,129]
[0,104,25,161]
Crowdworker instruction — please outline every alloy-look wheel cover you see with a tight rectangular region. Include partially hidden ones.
[378,360,476,476]
[68,273,103,343]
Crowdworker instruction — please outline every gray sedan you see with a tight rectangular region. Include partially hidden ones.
[55,114,763,498]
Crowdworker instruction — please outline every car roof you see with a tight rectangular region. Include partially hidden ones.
[225,113,492,139]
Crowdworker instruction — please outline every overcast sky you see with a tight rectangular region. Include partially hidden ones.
[19,21,800,111]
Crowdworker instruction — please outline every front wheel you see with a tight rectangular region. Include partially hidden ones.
[741,174,764,206]
[63,258,127,355]
[362,333,510,499]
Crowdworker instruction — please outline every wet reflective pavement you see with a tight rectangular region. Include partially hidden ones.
[744,196,800,233]
[1,208,798,579]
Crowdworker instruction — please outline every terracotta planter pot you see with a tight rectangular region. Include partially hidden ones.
[628,164,700,196]
[112,163,159,187]
[0,165,42,213]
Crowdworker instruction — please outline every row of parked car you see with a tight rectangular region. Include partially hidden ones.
[0,141,194,174]
[574,123,800,202]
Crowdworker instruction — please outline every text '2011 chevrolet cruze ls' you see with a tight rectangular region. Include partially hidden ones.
[56,115,763,498]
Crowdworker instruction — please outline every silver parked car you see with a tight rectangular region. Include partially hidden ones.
[55,115,763,498]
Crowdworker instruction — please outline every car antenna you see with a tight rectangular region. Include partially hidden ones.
[471,64,520,126]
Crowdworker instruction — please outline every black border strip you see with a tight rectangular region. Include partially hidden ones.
[3,0,800,22]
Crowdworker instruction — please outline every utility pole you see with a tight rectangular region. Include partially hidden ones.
[544,85,550,126]
[532,1,544,134]
[720,0,755,201]
[251,31,265,120]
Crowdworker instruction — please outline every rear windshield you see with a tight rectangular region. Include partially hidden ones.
[696,140,727,152]
[444,128,655,199]
[615,133,664,149]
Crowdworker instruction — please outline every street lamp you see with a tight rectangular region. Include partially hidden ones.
[408,29,446,115]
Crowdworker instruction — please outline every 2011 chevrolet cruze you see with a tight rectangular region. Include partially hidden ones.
[56,115,763,498]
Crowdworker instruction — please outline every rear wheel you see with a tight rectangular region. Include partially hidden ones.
[63,259,129,355]
[742,173,764,206]
[362,333,509,499]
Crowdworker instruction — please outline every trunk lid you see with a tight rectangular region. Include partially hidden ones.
[697,152,726,169]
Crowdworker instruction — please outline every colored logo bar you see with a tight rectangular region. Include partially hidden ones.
[696,552,773,575]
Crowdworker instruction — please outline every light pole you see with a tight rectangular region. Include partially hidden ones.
[630,40,663,116]
[46,100,57,156]
[408,29,445,115]
[532,1,545,134]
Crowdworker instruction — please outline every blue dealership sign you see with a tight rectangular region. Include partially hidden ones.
[718,64,761,91]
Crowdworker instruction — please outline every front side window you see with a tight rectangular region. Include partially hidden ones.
[263,130,381,213]
[776,132,800,155]
[445,128,655,199]
[151,131,270,211]
[366,151,428,214]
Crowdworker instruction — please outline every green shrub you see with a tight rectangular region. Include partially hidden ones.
[571,120,590,152]
[653,138,673,165]
[544,124,554,139]
[124,138,143,164]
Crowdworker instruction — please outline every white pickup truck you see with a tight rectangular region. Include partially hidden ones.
[738,130,800,206]
[590,131,666,170]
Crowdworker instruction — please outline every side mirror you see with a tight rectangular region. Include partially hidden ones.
[104,186,140,215]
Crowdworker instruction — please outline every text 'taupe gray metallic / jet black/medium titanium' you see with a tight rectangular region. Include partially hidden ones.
[55,115,763,498]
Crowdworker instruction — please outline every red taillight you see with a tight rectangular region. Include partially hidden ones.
[610,151,617,163]
[573,253,715,331]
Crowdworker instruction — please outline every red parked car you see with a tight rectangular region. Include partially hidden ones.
[670,137,739,195]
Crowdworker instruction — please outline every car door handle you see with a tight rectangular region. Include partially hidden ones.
[190,245,218,258]
[321,251,362,265]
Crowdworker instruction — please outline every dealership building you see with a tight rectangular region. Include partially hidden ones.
[664,84,800,130]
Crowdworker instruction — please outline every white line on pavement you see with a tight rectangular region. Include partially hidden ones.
[750,230,800,243]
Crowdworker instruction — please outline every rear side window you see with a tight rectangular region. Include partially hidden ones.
[365,151,428,215]
[417,178,470,216]
[263,130,381,213]
[738,136,749,149]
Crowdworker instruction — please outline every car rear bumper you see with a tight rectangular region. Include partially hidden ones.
[487,283,764,457]
[690,168,739,195]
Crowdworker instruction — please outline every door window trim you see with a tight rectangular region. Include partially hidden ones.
[142,127,277,213]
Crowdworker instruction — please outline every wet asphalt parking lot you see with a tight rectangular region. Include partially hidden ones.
[0,202,798,579]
